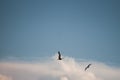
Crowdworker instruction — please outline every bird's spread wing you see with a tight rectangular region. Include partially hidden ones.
[88,64,91,67]
[58,51,61,57]
[85,64,92,71]
[85,67,88,71]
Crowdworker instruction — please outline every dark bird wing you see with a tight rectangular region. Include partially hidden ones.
[88,64,91,67]
[58,51,62,60]
[58,51,61,58]
[85,67,88,71]
[85,64,92,71]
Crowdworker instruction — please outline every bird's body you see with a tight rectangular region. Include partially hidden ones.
[58,51,62,60]
[85,64,92,71]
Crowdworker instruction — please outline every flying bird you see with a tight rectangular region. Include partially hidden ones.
[85,64,92,71]
[58,51,62,60]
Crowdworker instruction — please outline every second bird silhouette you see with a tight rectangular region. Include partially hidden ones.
[85,64,92,71]
[57,51,63,60]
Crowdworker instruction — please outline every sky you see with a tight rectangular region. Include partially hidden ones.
[0,0,120,66]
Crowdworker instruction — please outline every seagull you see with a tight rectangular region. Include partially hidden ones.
[58,51,62,60]
[85,64,92,71]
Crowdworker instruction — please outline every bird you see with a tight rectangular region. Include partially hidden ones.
[85,64,92,71]
[57,51,63,60]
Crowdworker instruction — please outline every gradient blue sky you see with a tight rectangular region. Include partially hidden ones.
[0,0,120,66]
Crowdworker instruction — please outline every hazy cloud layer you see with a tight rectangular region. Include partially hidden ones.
[0,55,120,80]
[0,74,12,80]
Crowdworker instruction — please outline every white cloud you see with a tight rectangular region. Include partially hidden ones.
[60,76,68,80]
[0,74,12,80]
[0,55,120,80]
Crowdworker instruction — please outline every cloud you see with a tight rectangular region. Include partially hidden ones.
[0,55,120,80]
[60,76,68,80]
[0,74,12,80]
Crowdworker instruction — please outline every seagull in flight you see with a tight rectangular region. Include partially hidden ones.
[57,51,63,60]
[85,64,92,71]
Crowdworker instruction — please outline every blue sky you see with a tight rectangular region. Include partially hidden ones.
[0,0,120,66]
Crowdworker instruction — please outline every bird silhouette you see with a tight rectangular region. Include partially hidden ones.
[85,64,92,71]
[58,51,62,60]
